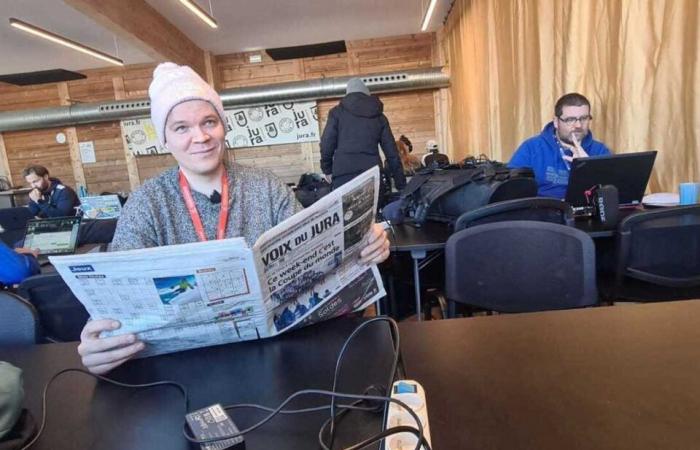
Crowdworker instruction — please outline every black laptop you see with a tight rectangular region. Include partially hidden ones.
[565,151,657,208]
[23,216,81,261]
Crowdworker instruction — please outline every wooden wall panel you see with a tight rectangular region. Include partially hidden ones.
[76,122,132,194]
[136,154,176,182]
[0,33,439,193]
[3,128,76,188]
[0,84,61,112]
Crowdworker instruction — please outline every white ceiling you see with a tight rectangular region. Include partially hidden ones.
[0,0,451,76]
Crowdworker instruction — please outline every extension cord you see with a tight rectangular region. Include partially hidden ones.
[383,380,431,450]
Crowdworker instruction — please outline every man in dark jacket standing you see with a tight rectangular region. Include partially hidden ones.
[22,165,80,218]
[320,78,406,196]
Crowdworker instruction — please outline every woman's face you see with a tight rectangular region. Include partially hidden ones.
[164,100,226,177]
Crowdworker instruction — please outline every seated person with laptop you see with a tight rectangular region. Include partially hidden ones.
[509,93,611,198]
[22,165,80,218]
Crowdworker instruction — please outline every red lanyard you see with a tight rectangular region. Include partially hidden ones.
[178,170,230,241]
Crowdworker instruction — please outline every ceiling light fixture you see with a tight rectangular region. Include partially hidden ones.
[178,0,219,29]
[9,18,124,66]
[421,0,438,31]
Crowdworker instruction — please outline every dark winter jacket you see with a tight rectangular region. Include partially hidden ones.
[320,93,406,190]
[27,178,80,218]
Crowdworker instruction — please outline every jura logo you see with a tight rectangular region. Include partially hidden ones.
[69,265,95,273]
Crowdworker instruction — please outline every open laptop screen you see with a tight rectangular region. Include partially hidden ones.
[565,151,657,207]
[23,216,81,256]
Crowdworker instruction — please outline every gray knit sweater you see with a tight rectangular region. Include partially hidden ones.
[111,164,302,250]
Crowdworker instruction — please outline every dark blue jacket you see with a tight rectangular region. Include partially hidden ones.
[27,178,80,218]
[320,93,406,190]
[0,242,39,285]
[509,122,611,199]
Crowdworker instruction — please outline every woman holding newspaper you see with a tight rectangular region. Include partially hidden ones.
[78,63,391,375]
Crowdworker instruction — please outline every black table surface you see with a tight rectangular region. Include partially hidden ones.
[388,220,452,252]
[389,207,645,252]
[399,300,700,450]
[0,316,397,450]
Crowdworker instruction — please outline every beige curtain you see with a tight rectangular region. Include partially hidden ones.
[439,0,700,193]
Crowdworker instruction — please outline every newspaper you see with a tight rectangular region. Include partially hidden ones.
[50,167,385,357]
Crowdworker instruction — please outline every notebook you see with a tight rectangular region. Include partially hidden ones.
[565,151,657,208]
[23,216,81,258]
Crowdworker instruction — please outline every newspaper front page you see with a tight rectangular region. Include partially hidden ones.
[50,167,385,357]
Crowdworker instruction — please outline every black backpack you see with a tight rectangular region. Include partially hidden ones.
[294,173,331,208]
[387,157,537,226]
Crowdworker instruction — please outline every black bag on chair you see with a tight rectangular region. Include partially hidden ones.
[387,157,536,226]
[294,173,331,208]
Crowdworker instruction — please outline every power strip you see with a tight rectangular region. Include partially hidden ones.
[383,380,431,450]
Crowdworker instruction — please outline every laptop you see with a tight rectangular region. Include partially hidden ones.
[79,194,122,219]
[565,151,657,208]
[23,216,81,262]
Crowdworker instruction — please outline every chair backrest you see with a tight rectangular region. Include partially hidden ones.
[422,152,450,168]
[0,207,34,246]
[487,177,538,204]
[17,273,89,342]
[615,205,700,289]
[77,218,118,245]
[445,220,597,313]
[454,197,574,232]
[0,291,39,345]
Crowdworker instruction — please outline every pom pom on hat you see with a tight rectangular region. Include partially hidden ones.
[148,62,226,146]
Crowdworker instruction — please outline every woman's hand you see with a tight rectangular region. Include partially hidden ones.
[78,319,145,375]
[360,223,391,265]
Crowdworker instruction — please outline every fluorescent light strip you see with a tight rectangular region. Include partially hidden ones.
[9,18,124,66]
[421,0,438,31]
[178,0,219,29]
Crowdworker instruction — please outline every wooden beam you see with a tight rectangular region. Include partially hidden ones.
[58,83,87,191]
[63,0,206,75]
[204,51,219,89]
[112,77,142,191]
[0,133,12,185]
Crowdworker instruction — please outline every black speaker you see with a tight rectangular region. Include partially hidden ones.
[589,184,619,229]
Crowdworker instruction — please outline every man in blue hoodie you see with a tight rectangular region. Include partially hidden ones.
[22,165,80,218]
[320,78,406,196]
[509,93,611,199]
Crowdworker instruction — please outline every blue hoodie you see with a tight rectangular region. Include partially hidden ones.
[509,122,611,199]
[0,242,39,285]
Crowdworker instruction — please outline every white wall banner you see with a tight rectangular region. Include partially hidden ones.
[224,101,320,148]
[120,101,320,156]
[121,118,164,156]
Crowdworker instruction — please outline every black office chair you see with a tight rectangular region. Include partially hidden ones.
[18,273,90,342]
[445,221,598,316]
[0,206,34,246]
[454,197,574,231]
[0,291,40,345]
[422,152,450,168]
[601,205,700,302]
[77,218,118,247]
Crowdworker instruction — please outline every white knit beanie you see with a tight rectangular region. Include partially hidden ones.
[148,62,226,146]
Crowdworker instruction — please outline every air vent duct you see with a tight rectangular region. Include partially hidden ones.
[0,67,449,132]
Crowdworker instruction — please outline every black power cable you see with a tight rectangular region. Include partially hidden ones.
[27,318,424,449]
[20,368,189,450]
